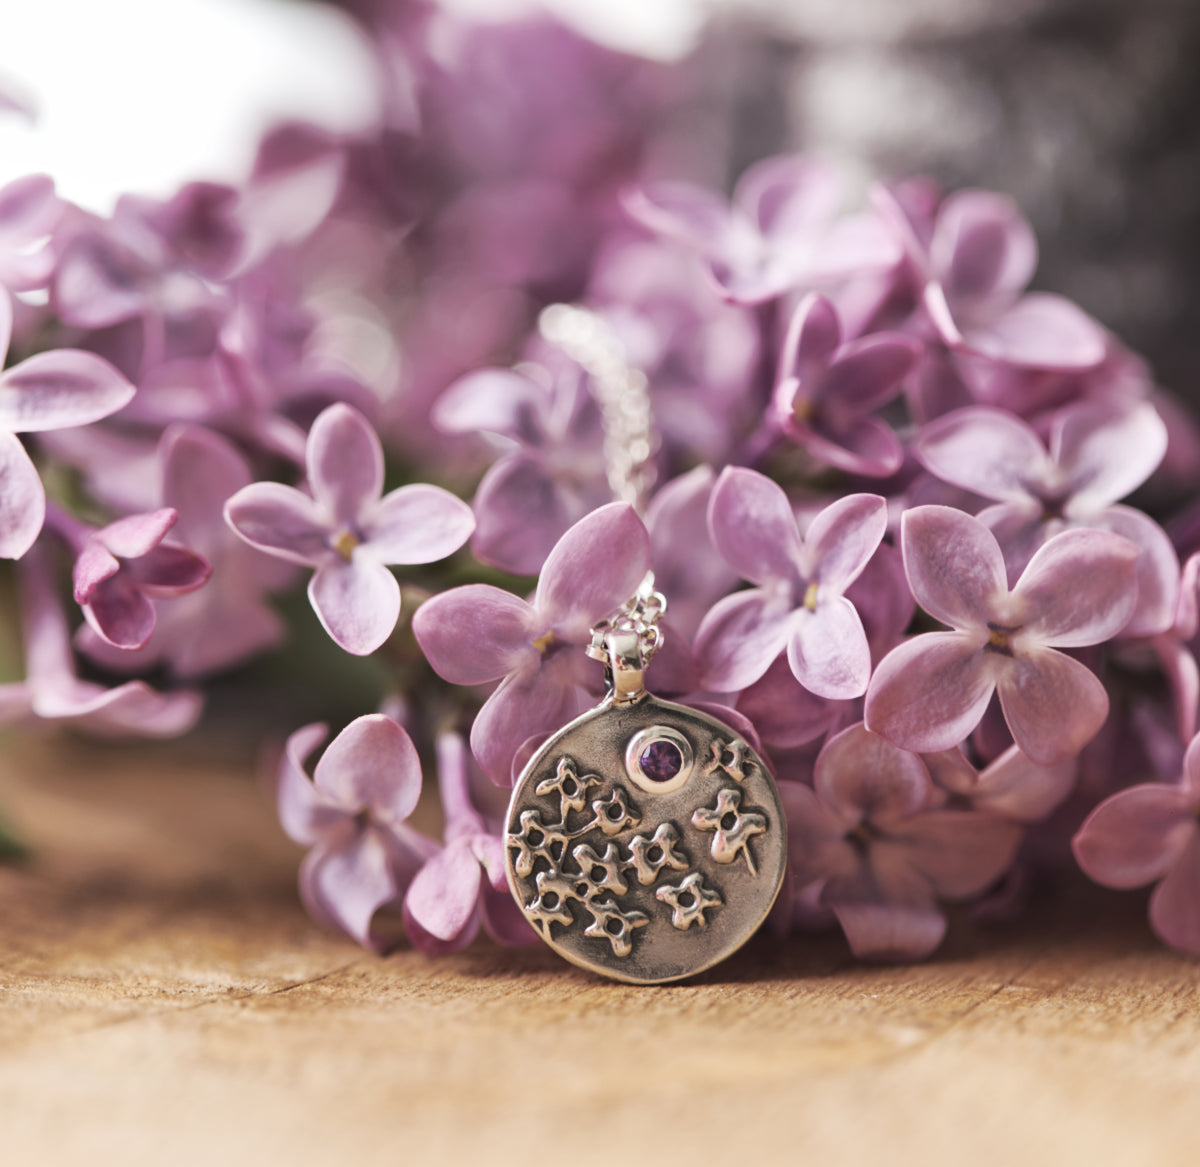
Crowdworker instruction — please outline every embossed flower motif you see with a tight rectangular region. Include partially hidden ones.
[692,788,768,875]
[656,872,723,930]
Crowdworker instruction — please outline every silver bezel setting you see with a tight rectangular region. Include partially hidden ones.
[625,726,693,794]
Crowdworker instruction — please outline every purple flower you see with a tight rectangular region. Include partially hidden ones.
[881,186,1107,369]
[771,293,921,477]
[695,467,887,698]
[782,723,1021,959]
[865,506,1140,764]
[1073,733,1200,956]
[277,714,438,951]
[413,503,650,784]
[76,426,296,679]
[624,154,899,304]
[403,732,534,954]
[916,400,1177,636]
[0,543,200,737]
[0,174,63,294]
[71,506,211,651]
[0,294,137,558]
[924,744,1077,823]
[431,363,607,576]
[225,402,475,655]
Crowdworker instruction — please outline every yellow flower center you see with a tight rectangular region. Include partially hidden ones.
[803,581,820,612]
[332,530,360,561]
[532,630,556,655]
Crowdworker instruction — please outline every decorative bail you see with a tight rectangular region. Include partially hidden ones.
[586,570,666,705]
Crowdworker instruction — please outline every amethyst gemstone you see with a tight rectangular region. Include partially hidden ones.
[639,739,683,782]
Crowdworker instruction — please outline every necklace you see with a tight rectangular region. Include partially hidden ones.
[502,307,787,984]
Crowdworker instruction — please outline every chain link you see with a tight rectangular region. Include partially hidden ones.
[538,303,657,512]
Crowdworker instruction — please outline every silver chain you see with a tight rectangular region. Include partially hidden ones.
[538,302,657,512]
[539,303,665,699]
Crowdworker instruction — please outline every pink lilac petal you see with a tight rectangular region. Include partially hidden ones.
[533,503,651,641]
[819,335,922,413]
[1095,505,1178,639]
[72,542,120,599]
[707,467,803,588]
[781,781,858,887]
[901,810,1021,898]
[470,454,587,576]
[795,412,904,478]
[1182,734,1200,797]
[0,286,10,357]
[963,293,1108,371]
[815,724,933,826]
[805,492,887,593]
[916,407,1052,503]
[972,746,1077,822]
[901,506,1007,630]
[97,508,178,559]
[780,292,842,374]
[1012,528,1139,646]
[787,597,871,700]
[695,588,792,693]
[404,840,484,944]
[300,829,398,951]
[31,677,202,736]
[1072,784,1195,888]
[432,368,550,440]
[127,543,211,593]
[81,574,156,649]
[366,484,475,564]
[224,482,329,564]
[994,646,1109,765]
[930,190,1037,302]
[737,155,840,240]
[804,212,901,281]
[313,714,423,823]
[308,555,401,656]
[306,403,384,527]
[829,880,947,962]
[413,585,539,686]
[845,542,916,663]
[0,431,45,558]
[621,181,733,251]
[1148,834,1200,956]
[865,632,997,753]
[471,667,590,787]
[1056,401,1168,512]
[278,722,343,846]
[0,350,136,432]
[482,888,538,947]
[736,654,839,749]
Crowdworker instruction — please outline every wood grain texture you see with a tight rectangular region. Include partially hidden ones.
[0,734,1196,1167]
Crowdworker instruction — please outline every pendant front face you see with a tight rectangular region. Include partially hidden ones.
[505,694,787,984]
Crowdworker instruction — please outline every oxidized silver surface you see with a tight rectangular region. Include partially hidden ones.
[505,693,787,984]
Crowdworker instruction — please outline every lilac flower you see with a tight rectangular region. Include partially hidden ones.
[771,293,921,477]
[624,154,899,304]
[76,426,296,679]
[277,714,438,951]
[924,744,1077,824]
[695,467,887,698]
[916,400,1177,636]
[431,362,608,576]
[865,506,1140,765]
[403,733,534,953]
[1073,733,1200,956]
[225,402,475,655]
[0,174,63,294]
[0,294,137,558]
[0,543,201,737]
[69,506,211,651]
[412,503,650,784]
[880,186,1107,369]
[782,723,1021,959]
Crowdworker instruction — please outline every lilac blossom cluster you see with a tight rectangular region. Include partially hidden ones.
[4,6,1200,967]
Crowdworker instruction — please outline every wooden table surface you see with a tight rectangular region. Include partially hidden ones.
[1,733,1196,1166]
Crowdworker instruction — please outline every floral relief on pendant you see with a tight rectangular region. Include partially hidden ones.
[504,696,788,984]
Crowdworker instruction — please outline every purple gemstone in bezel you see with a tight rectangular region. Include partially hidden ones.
[639,739,683,783]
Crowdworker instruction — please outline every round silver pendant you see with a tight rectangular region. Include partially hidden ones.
[505,694,787,984]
